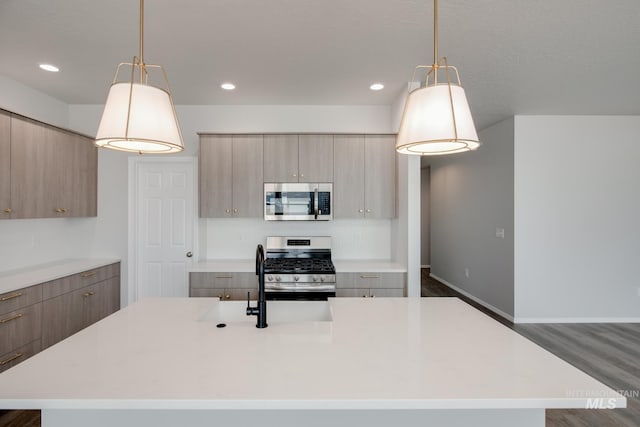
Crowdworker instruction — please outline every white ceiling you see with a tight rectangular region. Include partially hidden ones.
[0,0,639,130]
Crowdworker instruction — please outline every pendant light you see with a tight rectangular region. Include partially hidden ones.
[396,0,480,156]
[95,0,184,154]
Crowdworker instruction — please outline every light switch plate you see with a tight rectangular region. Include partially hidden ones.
[496,228,505,239]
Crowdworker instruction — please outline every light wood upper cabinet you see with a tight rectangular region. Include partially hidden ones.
[232,135,264,218]
[263,134,298,182]
[298,134,333,182]
[333,135,366,218]
[200,135,233,217]
[263,134,333,182]
[7,114,97,219]
[10,116,52,219]
[333,134,396,219]
[199,135,263,218]
[364,135,396,219]
[0,112,10,219]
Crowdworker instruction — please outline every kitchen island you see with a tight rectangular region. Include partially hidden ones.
[0,297,625,427]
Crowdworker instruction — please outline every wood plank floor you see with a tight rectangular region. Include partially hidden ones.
[1,272,637,427]
[422,267,640,426]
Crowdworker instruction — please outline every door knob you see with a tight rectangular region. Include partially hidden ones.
[186,251,193,258]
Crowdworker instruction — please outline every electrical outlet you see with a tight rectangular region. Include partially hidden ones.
[495,228,505,239]
[465,268,470,278]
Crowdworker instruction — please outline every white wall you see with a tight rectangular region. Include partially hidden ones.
[421,167,430,266]
[514,116,640,322]
[0,75,99,272]
[430,118,515,318]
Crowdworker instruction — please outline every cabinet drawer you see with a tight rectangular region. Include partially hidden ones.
[0,284,42,316]
[189,272,256,289]
[43,263,121,299]
[227,288,259,301]
[0,303,42,354]
[336,288,370,298]
[337,272,405,289]
[370,288,404,297]
[190,287,226,298]
[0,339,41,374]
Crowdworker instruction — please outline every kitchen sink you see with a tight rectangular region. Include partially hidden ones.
[199,300,333,324]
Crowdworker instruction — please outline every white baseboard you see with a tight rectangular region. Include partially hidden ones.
[421,264,431,268]
[429,273,515,323]
[514,317,640,324]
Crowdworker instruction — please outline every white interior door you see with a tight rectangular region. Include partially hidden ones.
[134,159,196,300]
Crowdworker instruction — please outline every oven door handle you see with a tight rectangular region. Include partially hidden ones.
[314,188,319,220]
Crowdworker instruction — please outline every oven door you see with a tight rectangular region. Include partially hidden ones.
[264,183,332,221]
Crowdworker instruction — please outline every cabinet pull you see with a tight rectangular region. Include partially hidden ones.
[360,275,380,279]
[82,291,96,298]
[61,208,68,213]
[215,275,233,279]
[0,292,23,302]
[3,208,11,214]
[81,271,97,278]
[225,295,231,300]
[225,209,231,214]
[54,208,63,213]
[366,209,372,213]
[0,353,23,366]
[358,209,363,213]
[0,313,23,324]
[233,208,238,213]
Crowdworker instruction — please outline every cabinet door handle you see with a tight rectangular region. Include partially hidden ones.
[83,291,96,298]
[300,173,304,178]
[0,353,23,366]
[366,209,371,213]
[358,209,363,213]
[225,209,230,214]
[225,295,231,300]
[360,275,380,279]
[3,208,11,214]
[54,208,62,213]
[233,208,238,213]
[0,313,23,324]
[215,275,233,279]
[0,292,23,302]
[292,173,297,178]
[81,271,97,278]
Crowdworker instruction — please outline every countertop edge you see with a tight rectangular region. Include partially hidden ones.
[188,259,407,273]
[0,258,122,294]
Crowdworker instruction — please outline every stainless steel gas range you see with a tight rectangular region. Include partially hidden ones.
[263,236,336,300]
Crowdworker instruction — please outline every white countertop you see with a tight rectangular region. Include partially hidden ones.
[0,258,121,294]
[0,297,624,411]
[189,259,406,273]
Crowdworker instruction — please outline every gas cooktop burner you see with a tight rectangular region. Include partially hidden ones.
[265,258,335,274]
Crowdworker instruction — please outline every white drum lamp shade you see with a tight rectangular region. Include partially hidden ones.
[95,82,184,154]
[396,83,480,155]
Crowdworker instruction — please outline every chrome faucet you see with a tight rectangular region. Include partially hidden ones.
[246,244,268,328]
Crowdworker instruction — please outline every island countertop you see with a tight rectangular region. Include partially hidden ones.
[0,297,625,411]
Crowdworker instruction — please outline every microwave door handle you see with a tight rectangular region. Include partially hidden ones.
[314,188,319,220]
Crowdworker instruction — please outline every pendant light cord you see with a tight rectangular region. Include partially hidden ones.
[433,0,438,65]
[139,0,145,83]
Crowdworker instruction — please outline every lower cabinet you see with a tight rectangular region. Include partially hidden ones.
[189,272,258,301]
[0,262,121,372]
[42,276,120,349]
[336,272,406,298]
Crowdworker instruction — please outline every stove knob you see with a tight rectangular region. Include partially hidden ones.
[320,276,325,282]
[312,276,318,282]
[294,276,299,282]
[267,275,273,281]
[276,276,281,282]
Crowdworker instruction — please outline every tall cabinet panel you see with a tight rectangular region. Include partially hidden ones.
[68,134,98,217]
[364,135,396,219]
[199,135,233,217]
[10,116,52,219]
[263,135,298,182]
[0,112,10,219]
[333,135,365,218]
[232,135,264,218]
[298,134,333,182]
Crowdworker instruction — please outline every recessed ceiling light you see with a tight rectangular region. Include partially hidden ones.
[221,83,236,90]
[370,83,384,91]
[39,64,59,72]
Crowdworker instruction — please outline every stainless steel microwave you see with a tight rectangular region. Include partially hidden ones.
[264,183,332,221]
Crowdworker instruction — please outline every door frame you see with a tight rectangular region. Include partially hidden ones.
[128,157,199,305]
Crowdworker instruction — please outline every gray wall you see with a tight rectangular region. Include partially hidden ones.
[514,116,640,321]
[420,167,430,266]
[430,118,515,318]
